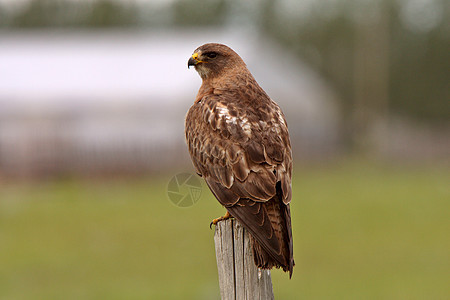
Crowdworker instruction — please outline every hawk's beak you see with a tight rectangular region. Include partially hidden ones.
[188,52,205,69]
[188,53,200,69]
[188,56,197,69]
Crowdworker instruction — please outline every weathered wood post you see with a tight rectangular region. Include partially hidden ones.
[214,218,274,300]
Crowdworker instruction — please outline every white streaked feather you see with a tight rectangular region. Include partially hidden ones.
[215,104,252,137]
[277,109,286,126]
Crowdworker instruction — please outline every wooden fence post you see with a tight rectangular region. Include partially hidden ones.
[214,218,274,300]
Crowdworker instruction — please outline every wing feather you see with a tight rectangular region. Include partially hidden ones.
[185,95,292,205]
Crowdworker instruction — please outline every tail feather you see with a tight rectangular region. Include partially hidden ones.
[251,200,294,277]
[226,195,294,277]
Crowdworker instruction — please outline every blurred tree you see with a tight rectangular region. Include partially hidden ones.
[390,16,450,122]
[172,0,227,26]
[351,1,391,151]
[85,0,137,28]
[11,0,59,27]
[260,0,448,149]
[0,4,6,27]
[10,0,137,28]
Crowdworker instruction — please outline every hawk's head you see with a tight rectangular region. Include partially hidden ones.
[188,43,245,80]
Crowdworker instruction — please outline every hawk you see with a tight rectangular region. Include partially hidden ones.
[185,43,294,277]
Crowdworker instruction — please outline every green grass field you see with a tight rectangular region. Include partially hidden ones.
[0,160,449,299]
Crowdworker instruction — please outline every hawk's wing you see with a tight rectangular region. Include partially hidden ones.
[185,93,293,272]
[185,94,292,205]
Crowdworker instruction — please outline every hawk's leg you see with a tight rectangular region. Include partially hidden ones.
[210,211,233,229]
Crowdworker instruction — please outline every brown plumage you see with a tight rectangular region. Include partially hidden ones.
[185,43,294,277]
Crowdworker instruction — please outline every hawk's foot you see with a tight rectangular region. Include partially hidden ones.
[210,211,233,229]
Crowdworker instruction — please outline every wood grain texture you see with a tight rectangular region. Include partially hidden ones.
[214,219,274,300]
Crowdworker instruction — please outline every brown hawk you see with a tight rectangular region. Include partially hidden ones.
[185,43,294,277]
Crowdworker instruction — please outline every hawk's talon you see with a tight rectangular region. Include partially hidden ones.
[209,211,232,229]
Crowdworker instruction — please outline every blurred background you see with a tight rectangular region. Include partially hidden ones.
[0,0,448,299]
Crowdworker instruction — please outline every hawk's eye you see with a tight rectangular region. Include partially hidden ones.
[205,52,217,59]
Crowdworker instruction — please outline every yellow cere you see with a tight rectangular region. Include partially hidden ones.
[192,53,198,59]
